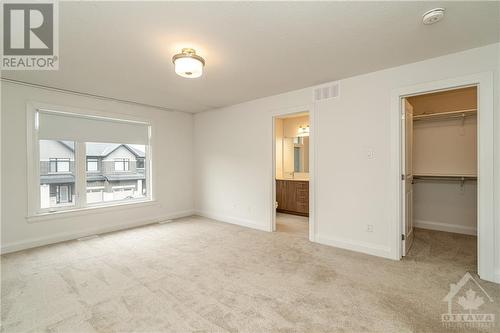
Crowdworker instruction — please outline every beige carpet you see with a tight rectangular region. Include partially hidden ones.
[1,216,499,332]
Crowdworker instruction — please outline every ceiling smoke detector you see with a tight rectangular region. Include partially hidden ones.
[422,8,445,25]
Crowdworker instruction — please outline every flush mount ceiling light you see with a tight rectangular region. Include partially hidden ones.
[422,8,445,25]
[172,48,205,78]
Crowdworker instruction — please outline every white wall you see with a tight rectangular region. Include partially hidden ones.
[194,43,500,279]
[1,82,194,253]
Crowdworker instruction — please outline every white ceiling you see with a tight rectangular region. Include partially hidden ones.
[3,1,499,113]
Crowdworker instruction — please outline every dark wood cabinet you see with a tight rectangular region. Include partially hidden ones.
[276,180,309,216]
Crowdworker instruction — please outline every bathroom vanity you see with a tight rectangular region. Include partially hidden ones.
[276,179,309,216]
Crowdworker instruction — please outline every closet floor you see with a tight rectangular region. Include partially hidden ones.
[405,227,477,272]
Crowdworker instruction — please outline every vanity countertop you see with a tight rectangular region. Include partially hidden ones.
[276,178,309,182]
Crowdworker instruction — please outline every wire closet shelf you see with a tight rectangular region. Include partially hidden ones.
[413,108,477,122]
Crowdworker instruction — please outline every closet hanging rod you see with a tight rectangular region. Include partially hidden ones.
[413,108,477,121]
[413,175,477,182]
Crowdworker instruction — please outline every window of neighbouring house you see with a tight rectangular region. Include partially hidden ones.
[114,158,130,171]
[86,158,99,172]
[49,158,70,173]
[137,158,145,169]
[33,109,151,214]
[39,140,76,210]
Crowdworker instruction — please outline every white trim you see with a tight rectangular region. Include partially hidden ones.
[1,209,195,254]
[390,72,496,282]
[26,199,158,223]
[195,210,271,232]
[414,219,477,236]
[270,104,315,241]
[316,235,392,259]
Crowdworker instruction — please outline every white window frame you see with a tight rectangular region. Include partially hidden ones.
[49,157,71,173]
[114,158,129,171]
[86,158,99,172]
[26,102,153,217]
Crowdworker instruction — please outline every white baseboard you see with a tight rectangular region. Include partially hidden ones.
[315,235,392,259]
[495,270,500,284]
[1,209,195,254]
[194,210,271,232]
[414,219,477,235]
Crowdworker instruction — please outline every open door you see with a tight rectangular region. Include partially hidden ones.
[402,98,414,255]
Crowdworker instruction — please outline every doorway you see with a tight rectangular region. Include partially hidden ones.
[402,87,478,269]
[272,110,312,239]
[395,73,495,282]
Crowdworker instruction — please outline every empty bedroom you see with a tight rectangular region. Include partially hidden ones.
[1,1,499,332]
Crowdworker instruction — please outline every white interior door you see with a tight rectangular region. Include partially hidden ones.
[402,99,414,255]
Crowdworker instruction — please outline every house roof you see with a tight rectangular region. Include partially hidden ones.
[59,141,145,158]
[40,175,75,184]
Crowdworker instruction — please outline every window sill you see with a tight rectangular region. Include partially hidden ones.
[26,199,157,223]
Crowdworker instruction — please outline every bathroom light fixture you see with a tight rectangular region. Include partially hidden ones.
[297,125,310,137]
[172,48,205,78]
[422,8,445,25]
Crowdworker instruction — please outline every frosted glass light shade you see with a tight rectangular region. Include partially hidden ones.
[172,48,205,78]
[174,57,203,78]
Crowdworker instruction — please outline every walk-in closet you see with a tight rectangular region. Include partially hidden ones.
[403,87,477,263]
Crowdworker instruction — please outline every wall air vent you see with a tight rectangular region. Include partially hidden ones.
[313,82,339,102]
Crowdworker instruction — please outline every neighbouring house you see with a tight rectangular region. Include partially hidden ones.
[39,140,146,209]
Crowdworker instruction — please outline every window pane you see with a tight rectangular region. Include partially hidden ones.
[87,159,98,172]
[86,143,147,204]
[39,140,76,209]
[58,159,70,172]
[137,158,145,169]
[114,160,124,171]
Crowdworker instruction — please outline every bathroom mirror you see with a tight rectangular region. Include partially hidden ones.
[283,136,309,175]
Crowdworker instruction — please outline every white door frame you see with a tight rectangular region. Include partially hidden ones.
[390,72,496,282]
[270,104,316,241]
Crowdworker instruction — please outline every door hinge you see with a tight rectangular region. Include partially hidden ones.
[401,174,405,180]
[401,234,405,241]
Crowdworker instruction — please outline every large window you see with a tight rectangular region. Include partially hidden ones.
[33,110,151,214]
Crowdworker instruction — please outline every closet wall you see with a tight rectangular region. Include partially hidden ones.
[408,87,478,235]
